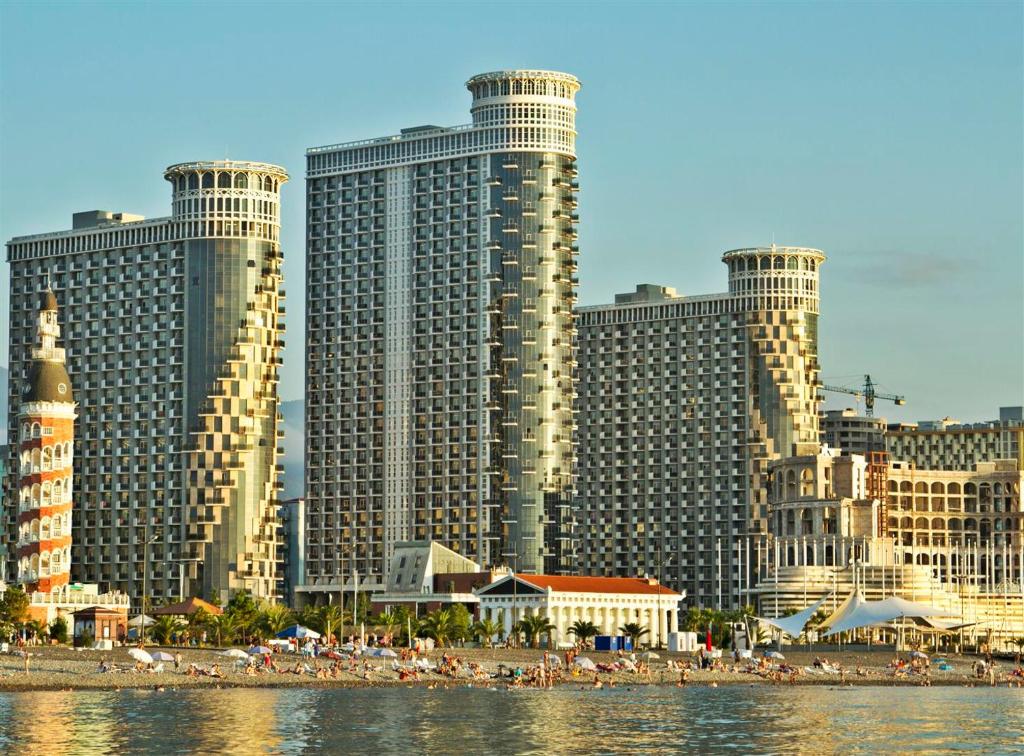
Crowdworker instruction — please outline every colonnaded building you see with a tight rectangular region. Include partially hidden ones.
[756,446,1024,650]
[4,161,288,605]
[303,70,581,598]
[576,246,825,607]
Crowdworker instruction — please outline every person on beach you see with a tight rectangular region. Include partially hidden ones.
[174,652,182,671]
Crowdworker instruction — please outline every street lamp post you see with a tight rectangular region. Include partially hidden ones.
[141,528,161,647]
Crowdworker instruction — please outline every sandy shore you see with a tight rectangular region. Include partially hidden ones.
[0,646,1010,693]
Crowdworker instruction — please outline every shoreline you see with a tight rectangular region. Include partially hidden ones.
[1,646,1016,693]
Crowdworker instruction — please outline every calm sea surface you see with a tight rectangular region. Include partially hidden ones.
[0,686,1021,754]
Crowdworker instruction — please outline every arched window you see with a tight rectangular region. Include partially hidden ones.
[41,446,52,471]
[30,553,39,578]
[52,515,61,537]
[786,469,797,499]
[263,176,273,192]
[759,256,770,271]
[900,481,912,492]
[801,468,814,497]
[915,517,928,529]
[931,482,945,494]
[786,257,799,270]
[41,481,51,506]
[948,482,961,495]
[235,173,248,189]
[41,516,51,539]
[201,172,214,189]
[32,422,41,438]
[31,519,40,539]
[915,482,927,493]
[54,444,62,468]
[931,517,943,529]
[218,172,231,189]
[31,483,40,506]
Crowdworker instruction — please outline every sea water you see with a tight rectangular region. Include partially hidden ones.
[0,685,1021,754]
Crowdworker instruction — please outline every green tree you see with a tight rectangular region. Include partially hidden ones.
[49,616,69,644]
[256,604,295,639]
[0,587,30,626]
[517,614,556,649]
[317,604,345,643]
[569,619,599,647]
[471,617,502,648]
[449,604,472,645]
[619,622,649,649]
[204,613,240,647]
[25,619,48,642]
[419,608,454,647]
[224,590,259,643]
[151,616,184,645]
[373,610,399,637]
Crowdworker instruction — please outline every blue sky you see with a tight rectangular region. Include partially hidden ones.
[1,1,1021,422]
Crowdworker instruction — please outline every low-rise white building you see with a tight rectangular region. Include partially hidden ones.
[475,574,684,648]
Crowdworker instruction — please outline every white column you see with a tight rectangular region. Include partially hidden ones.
[670,608,679,634]
[502,602,513,638]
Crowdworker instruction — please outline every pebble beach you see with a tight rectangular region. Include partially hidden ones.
[0,646,1015,692]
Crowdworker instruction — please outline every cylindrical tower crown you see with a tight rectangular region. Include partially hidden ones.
[466,70,580,157]
[723,245,825,314]
[164,160,289,242]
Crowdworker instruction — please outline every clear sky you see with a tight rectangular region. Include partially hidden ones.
[1,1,1021,423]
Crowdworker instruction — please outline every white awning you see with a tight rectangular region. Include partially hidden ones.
[757,595,830,639]
[820,590,960,636]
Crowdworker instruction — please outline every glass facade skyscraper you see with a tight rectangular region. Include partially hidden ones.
[303,71,580,597]
[4,161,288,604]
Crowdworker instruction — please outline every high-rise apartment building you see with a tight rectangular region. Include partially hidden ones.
[576,247,824,607]
[887,407,1023,471]
[4,160,288,604]
[303,70,580,597]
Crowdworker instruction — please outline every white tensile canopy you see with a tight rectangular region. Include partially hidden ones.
[758,595,830,639]
[820,591,959,636]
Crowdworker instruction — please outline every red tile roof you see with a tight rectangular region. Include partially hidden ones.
[151,597,223,616]
[516,574,682,596]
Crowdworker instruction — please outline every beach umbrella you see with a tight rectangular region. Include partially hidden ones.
[276,625,321,640]
[248,646,273,655]
[219,649,249,659]
[765,651,785,660]
[150,651,176,663]
[128,648,153,664]
[574,656,597,671]
[127,614,156,628]
[370,648,398,658]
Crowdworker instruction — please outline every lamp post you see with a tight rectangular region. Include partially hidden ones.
[141,528,161,647]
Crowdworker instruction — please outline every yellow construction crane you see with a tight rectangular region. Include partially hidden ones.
[821,374,906,417]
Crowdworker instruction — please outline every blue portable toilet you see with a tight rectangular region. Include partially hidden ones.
[594,635,618,652]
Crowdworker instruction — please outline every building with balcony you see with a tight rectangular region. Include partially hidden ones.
[303,71,581,597]
[886,407,1023,471]
[576,246,825,608]
[4,160,289,605]
[821,408,886,455]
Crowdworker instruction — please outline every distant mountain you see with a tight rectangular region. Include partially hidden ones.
[279,398,304,499]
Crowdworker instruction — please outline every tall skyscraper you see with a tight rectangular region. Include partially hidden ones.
[303,70,580,597]
[576,246,824,607]
[15,288,76,596]
[5,160,288,604]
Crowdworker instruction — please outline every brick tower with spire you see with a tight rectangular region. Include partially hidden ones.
[16,285,76,597]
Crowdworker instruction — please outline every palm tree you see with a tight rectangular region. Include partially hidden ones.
[419,608,454,648]
[374,610,399,638]
[25,619,47,643]
[150,616,184,645]
[517,614,556,649]
[257,604,295,639]
[204,613,240,647]
[619,622,649,649]
[318,604,345,644]
[471,618,502,648]
[569,619,599,648]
